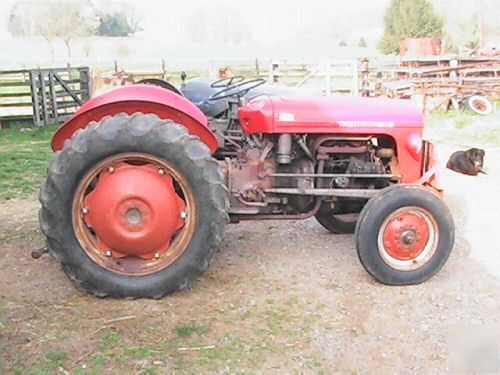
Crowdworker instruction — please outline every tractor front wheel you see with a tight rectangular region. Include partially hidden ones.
[39,113,228,298]
[355,185,454,285]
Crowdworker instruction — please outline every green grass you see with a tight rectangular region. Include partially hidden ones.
[0,122,55,200]
[175,323,207,337]
[98,330,121,351]
[425,108,500,145]
[25,348,69,375]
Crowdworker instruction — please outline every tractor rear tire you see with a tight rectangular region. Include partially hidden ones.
[355,185,454,285]
[136,78,183,96]
[315,200,361,234]
[39,113,228,298]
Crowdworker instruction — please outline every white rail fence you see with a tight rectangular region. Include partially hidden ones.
[268,59,361,95]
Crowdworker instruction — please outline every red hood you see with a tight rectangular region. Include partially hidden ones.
[269,95,423,128]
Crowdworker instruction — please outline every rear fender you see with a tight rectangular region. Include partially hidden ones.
[51,84,217,153]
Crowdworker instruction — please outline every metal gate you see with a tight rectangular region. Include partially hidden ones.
[30,67,90,127]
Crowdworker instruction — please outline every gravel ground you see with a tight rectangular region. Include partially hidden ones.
[0,143,499,374]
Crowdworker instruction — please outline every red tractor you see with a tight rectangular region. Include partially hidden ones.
[39,77,454,298]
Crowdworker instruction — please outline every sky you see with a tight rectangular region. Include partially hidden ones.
[130,0,391,44]
[0,0,391,43]
[1,0,497,43]
[0,0,498,69]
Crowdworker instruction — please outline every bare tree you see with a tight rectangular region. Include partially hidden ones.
[50,1,98,58]
[7,0,98,59]
[7,4,34,36]
[34,2,58,61]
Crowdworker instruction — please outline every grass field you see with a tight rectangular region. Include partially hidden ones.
[0,123,54,200]
[425,108,500,146]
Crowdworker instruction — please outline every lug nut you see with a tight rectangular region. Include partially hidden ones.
[82,207,89,215]
[180,210,187,219]
[158,168,165,175]
[105,250,112,257]
[108,166,115,173]
[154,252,161,258]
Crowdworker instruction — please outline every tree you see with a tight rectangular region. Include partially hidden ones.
[7,1,97,58]
[97,12,142,37]
[51,2,97,58]
[339,40,347,47]
[83,43,92,57]
[378,0,444,54]
[358,38,368,48]
[8,4,34,36]
[464,14,480,52]
[8,3,58,60]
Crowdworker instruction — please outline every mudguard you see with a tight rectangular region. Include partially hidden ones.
[51,84,217,153]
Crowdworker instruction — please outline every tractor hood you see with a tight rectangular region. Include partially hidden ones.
[239,95,423,134]
[271,95,423,128]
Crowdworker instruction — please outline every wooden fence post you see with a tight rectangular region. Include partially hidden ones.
[352,59,359,96]
[161,59,167,80]
[80,67,90,102]
[269,61,279,83]
[29,70,41,128]
[48,71,59,124]
[39,70,49,127]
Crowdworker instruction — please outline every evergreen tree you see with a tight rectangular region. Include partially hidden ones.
[379,0,444,54]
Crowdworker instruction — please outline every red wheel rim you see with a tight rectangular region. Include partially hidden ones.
[377,207,439,271]
[83,163,186,259]
[72,153,196,276]
[472,99,486,112]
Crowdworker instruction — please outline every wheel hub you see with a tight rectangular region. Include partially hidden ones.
[83,163,186,259]
[126,208,142,224]
[400,229,416,245]
[382,211,430,260]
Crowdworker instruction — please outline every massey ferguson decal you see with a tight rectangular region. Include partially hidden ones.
[338,121,395,128]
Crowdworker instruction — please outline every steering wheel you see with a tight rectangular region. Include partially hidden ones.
[210,76,245,88]
[208,78,266,101]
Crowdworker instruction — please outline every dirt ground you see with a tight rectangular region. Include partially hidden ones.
[0,143,499,374]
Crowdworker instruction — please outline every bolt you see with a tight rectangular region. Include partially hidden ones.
[180,210,187,219]
[154,252,161,259]
[108,166,115,173]
[82,207,89,215]
[105,250,112,257]
[158,168,165,175]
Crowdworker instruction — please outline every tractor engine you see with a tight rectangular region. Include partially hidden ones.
[311,135,396,190]
[218,133,398,218]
